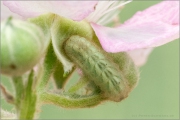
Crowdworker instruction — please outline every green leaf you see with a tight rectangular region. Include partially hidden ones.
[53,61,75,89]
[37,42,57,92]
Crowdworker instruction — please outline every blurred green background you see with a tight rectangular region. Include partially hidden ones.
[1,1,179,119]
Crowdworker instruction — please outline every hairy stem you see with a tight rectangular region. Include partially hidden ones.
[18,71,37,120]
[12,76,24,111]
[40,92,104,108]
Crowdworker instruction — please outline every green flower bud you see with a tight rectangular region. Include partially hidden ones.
[1,18,45,76]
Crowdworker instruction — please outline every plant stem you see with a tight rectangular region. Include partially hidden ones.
[12,71,37,120]
[18,71,37,120]
[40,92,104,108]
[12,76,24,111]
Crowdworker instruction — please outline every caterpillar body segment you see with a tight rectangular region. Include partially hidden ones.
[109,53,139,90]
[64,35,129,102]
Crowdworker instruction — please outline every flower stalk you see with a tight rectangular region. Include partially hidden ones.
[39,92,104,108]
[12,76,24,111]
[12,71,36,120]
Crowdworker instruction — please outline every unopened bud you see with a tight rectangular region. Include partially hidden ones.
[1,17,45,76]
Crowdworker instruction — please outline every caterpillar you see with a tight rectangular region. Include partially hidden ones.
[64,35,131,102]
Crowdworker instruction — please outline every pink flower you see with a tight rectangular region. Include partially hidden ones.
[2,1,179,66]
[2,1,98,21]
[1,1,21,20]
[91,1,179,52]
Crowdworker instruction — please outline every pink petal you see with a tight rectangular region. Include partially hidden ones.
[125,1,179,25]
[3,1,98,21]
[91,1,179,53]
[127,48,153,67]
[1,1,22,21]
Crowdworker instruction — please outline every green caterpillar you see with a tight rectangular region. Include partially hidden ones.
[48,15,139,102]
[64,35,132,102]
